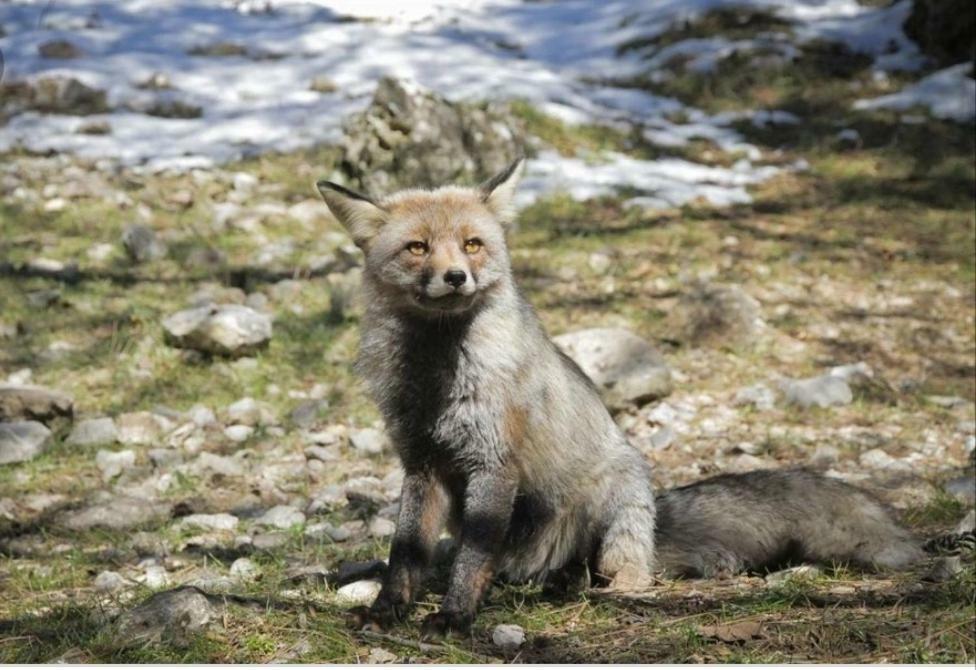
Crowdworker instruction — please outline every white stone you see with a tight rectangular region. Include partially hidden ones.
[94,570,129,593]
[178,513,239,532]
[335,579,382,606]
[255,505,305,529]
[349,428,387,455]
[224,424,254,442]
[163,304,272,357]
[95,448,136,480]
[368,517,396,538]
[229,557,261,582]
[492,623,526,651]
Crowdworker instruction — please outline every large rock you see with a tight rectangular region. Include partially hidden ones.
[553,328,672,409]
[25,76,108,114]
[0,421,52,464]
[671,282,763,345]
[66,417,119,446]
[163,304,272,356]
[339,77,524,194]
[122,224,168,263]
[779,375,853,409]
[114,587,216,647]
[0,384,73,424]
[59,495,171,531]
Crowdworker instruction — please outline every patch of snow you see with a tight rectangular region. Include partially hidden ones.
[854,64,976,122]
[0,0,936,205]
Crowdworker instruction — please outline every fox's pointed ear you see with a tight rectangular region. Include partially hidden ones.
[316,180,386,249]
[480,157,524,225]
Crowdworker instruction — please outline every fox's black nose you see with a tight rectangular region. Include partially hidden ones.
[444,269,467,288]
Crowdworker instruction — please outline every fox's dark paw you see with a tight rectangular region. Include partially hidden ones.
[420,610,472,640]
[346,600,408,632]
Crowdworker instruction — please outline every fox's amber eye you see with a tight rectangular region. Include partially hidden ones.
[464,238,483,254]
[406,241,428,256]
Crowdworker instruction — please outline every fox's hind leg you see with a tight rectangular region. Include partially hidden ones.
[596,486,657,586]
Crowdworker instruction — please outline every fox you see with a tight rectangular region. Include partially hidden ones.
[315,159,952,637]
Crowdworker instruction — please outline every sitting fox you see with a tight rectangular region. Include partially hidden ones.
[316,159,956,638]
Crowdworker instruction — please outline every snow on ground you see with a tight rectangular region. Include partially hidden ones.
[854,63,976,122]
[0,0,957,207]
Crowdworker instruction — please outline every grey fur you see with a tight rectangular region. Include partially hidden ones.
[318,163,928,636]
[319,161,655,634]
[655,469,925,578]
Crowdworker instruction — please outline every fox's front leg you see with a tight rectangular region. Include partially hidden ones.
[352,470,448,630]
[421,470,517,639]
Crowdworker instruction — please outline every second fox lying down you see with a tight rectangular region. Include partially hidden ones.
[317,159,932,637]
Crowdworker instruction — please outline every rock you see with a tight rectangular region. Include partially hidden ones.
[492,623,526,652]
[224,397,275,427]
[588,252,614,275]
[553,328,672,409]
[60,496,170,531]
[734,383,776,411]
[191,452,244,478]
[290,399,330,429]
[671,282,763,344]
[188,41,248,57]
[809,445,840,468]
[117,411,170,446]
[859,448,909,472]
[367,648,398,664]
[177,513,239,532]
[944,475,975,504]
[126,93,202,119]
[121,224,167,263]
[778,375,853,408]
[95,449,136,481]
[335,579,382,606]
[251,531,290,551]
[0,384,74,424]
[163,304,272,357]
[0,421,52,464]
[38,39,82,59]
[256,505,305,530]
[339,77,524,195]
[229,557,261,582]
[94,570,129,593]
[10,76,107,115]
[188,405,217,427]
[648,425,676,450]
[304,446,338,464]
[67,417,118,446]
[223,425,254,442]
[309,75,338,94]
[349,427,387,455]
[115,587,216,646]
[368,517,396,538]
[149,448,182,468]
[924,556,966,582]
[765,565,820,586]
[141,565,171,589]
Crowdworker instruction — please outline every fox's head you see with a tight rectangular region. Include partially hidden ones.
[316,158,523,317]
